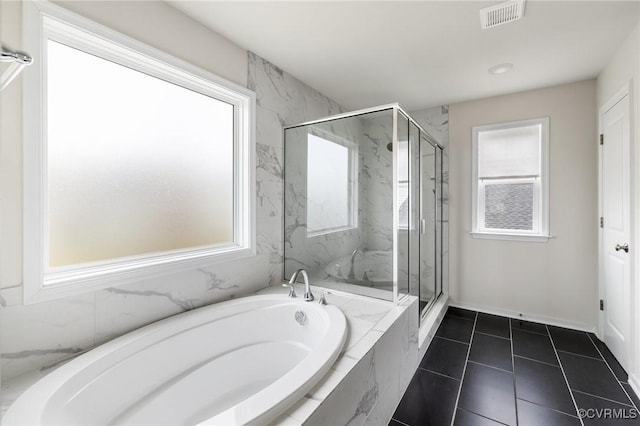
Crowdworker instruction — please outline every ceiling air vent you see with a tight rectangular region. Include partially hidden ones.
[480,0,526,29]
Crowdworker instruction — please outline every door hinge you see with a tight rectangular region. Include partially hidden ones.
[600,299,604,311]
[600,134,604,145]
[600,217,604,228]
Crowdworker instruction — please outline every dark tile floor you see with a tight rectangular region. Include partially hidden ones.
[391,307,640,426]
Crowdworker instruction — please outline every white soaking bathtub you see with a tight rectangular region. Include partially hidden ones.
[3,294,347,426]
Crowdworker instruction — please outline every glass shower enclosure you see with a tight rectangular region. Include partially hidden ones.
[283,105,443,319]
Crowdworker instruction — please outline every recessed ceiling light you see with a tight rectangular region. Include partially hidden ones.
[489,63,514,75]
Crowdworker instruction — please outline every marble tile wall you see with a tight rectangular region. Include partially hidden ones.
[0,52,350,381]
[360,113,395,252]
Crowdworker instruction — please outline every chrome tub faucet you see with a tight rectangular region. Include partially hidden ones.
[289,269,314,302]
[348,249,364,279]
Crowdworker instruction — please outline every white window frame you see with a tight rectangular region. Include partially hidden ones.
[306,129,358,238]
[471,117,551,242]
[23,1,256,304]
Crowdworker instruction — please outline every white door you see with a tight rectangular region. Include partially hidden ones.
[601,92,631,371]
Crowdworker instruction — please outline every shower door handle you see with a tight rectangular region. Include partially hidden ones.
[420,219,426,234]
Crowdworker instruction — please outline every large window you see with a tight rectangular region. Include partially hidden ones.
[23,2,255,303]
[472,118,550,241]
[306,132,357,236]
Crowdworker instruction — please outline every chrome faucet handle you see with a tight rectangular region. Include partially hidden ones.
[282,283,297,298]
[318,291,330,305]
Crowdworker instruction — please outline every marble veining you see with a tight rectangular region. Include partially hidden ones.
[197,269,241,292]
[104,287,197,311]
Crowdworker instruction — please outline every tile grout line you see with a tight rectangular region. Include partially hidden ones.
[585,333,638,411]
[435,335,472,346]
[456,407,510,426]
[555,348,605,363]
[447,315,475,322]
[512,353,561,369]
[389,417,411,426]
[474,330,511,341]
[570,388,636,408]
[449,311,478,426]
[511,325,549,337]
[546,324,585,426]
[417,366,461,382]
[516,396,581,419]
[466,360,513,375]
[509,318,519,426]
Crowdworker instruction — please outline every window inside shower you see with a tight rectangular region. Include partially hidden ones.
[306,133,358,236]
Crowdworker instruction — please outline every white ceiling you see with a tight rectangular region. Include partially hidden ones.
[169,1,639,111]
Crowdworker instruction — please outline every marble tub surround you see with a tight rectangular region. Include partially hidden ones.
[256,284,421,426]
[1,284,420,424]
[0,51,350,383]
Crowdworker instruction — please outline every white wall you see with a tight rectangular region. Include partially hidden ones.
[448,79,598,331]
[597,16,640,397]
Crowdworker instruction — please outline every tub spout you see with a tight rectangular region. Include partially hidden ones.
[289,269,314,302]
[348,249,364,280]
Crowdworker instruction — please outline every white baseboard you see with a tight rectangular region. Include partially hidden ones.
[449,300,597,334]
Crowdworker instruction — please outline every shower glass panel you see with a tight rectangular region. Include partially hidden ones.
[283,104,443,310]
[284,108,396,301]
[396,111,410,298]
[420,135,436,315]
[435,146,443,299]
[408,121,421,301]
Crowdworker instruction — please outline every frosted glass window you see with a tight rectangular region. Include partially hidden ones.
[306,134,355,235]
[47,41,234,267]
[23,2,254,304]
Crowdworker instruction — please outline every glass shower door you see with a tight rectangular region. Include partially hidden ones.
[420,135,437,315]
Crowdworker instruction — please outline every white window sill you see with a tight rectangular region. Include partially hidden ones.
[470,232,552,243]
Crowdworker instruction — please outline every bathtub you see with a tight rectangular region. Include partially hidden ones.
[3,294,347,426]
